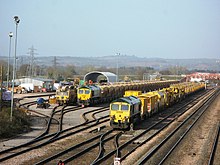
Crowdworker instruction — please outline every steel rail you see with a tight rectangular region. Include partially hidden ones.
[0,113,110,162]
[119,89,216,163]
[0,95,108,160]
[93,89,214,164]
[208,121,220,165]
[81,106,109,122]
[0,105,64,161]
[137,88,219,164]
[45,105,104,141]
[63,131,119,164]
[33,105,61,140]
[91,129,114,164]
[16,95,59,119]
[20,93,55,99]
[35,133,104,164]
[92,108,109,121]
[18,100,36,108]
[0,105,60,155]
[114,132,123,158]
[47,105,66,140]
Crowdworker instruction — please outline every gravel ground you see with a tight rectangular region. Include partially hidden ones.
[0,116,47,152]
[0,94,52,151]
[122,89,220,165]
[0,93,110,164]
[164,90,220,165]
[2,90,219,165]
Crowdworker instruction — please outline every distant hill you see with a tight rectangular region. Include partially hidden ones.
[1,55,220,71]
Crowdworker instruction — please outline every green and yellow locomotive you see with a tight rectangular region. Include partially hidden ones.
[110,96,141,129]
[110,82,205,130]
[55,85,77,105]
[77,85,102,106]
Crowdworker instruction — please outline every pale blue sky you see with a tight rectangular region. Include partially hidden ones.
[0,0,220,59]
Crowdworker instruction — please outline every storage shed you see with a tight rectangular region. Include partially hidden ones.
[84,71,117,84]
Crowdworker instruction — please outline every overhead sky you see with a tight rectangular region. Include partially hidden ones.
[0,0,219,59]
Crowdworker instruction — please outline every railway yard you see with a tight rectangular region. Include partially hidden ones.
[0,85,219,165]
[1,2,220,164]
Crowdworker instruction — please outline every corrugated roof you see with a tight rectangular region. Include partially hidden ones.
[84,71,117,83]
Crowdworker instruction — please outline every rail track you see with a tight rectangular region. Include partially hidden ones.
[208,122,220,165]
[135,88,220,165]
[84,88,210,164]
[35,129,121,164]
[2,88,219,164]
[0,97,110,163]
[33,88,214,164]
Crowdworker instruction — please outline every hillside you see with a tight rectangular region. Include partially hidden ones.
[1,55,220,71]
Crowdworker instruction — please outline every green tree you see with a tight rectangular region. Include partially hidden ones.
[18,64,29,77]
[46,67,55,79]
[0,60,8,81]
[64,65,76,79]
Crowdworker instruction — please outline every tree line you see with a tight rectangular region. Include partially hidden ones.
[0,59,210,82]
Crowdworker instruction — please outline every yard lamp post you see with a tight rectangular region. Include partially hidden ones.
[7,32,13,89]
[10,16,20,122]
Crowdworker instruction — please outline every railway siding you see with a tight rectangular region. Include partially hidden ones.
[122,88,220,165]
[164,90,220,165]
[2,85,219,164]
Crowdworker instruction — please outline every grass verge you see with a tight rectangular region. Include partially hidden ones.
[0,107,31,139]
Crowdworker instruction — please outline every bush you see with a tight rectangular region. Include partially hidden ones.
[0,107,31,138]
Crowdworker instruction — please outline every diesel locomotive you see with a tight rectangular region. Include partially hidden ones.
[55,85,77,105]
[110,82,206,129]
[77,80,179,107]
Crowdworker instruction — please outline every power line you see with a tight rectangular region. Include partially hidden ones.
[27,45,38,77]
[52,56,59,69]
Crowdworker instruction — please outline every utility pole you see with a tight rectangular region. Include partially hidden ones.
[7,32,13,89]
[27,46,37,77]
[11,15,20,122]
[52,56,59,79]
[52,56,59,69]
[116,53,120,82]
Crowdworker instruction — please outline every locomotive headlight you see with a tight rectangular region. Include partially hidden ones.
[124,116,129,121]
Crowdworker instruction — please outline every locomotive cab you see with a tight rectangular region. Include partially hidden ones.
[110,96,141,130]
[77,85,101,106]
[77,87,91,106]
[55,85,77,105]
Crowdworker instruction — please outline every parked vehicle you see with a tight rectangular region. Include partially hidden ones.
[36,97,50,109]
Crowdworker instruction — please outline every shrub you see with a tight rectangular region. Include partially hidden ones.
[0,107,31,138]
